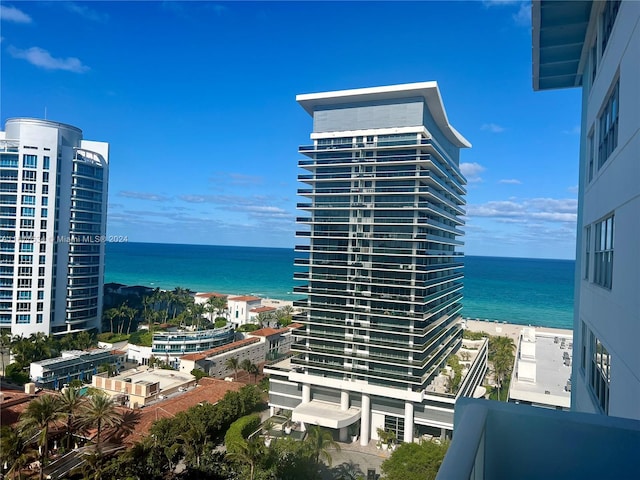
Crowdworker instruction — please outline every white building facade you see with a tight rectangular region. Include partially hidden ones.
[266,82,486,445]
[533,0,640,420]
[0,119,109,337]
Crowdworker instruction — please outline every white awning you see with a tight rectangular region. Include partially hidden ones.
[293,400,361,429]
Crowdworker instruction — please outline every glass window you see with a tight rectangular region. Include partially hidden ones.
[18,291,31,300]
[41,208,48,218]
[19,243,34,253]
[587,133,595,183]
[21,207,35,217]
[584,226,591,280]
[598,80,619,168]
[42,172,49,183]
[593,214,614,289]
[36,314,43,324]
[41,197,48,206]
[21,195,36,205]
[43,156,50,170]
[22,171,36,181]
[42,185,49,195]
[601,0,621,54]
[22,154,37,168]
[590,333,611,414]
[16,314,30,324]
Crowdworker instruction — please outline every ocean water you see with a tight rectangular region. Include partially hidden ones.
[104,243,575,329]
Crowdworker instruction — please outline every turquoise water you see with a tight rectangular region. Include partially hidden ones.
[104,243,574,329]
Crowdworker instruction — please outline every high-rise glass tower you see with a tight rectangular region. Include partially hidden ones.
[0,118,108,337]
[266,82,482,444]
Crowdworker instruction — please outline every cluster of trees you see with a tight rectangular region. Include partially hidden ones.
[381,439,449,480]
[462,329,516,401]
[0,387,129,480]
[1,330,97,385]
[101,287,230,341]
[488,335,516,401]
[253,305,295,329]
[223,422,341,480]
[225,357,260,383]
[99,385,263,479]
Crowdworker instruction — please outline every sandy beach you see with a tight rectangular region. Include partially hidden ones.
[463,318,573,343]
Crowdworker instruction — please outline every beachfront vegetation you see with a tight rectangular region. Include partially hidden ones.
[463,330,488,341]
[488,335,516,401]
[381,439,449,480]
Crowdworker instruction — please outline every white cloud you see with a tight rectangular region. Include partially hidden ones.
[0,5,32,23]
[562,125,581,135]
[512,2,531,26]
[64,2,109,23]
[119,191,171,202]
[467,197,577,223]
[8,46,89,73]
[481,123,505,133]
[499,179,522,185]
[460,162,486,184]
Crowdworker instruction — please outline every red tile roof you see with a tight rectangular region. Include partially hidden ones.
[122,378,242,445]
[179,337,260,362]
[228,295,261,302]
[195,292,228,299]
[250,306,276,313]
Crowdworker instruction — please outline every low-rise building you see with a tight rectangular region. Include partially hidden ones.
[30,349,126,390]
[92,367,196,408]
[508,328,572,410]
[178,325,301,378]
[228,295,262,326]
[151,324,236,367]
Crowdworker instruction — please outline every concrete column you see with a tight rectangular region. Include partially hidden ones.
[404,401,414,443]
[339,427,348,442]
[302,383,311,403]
[269,406,275,417]
[341,390,349,411]
[360,393,370,446]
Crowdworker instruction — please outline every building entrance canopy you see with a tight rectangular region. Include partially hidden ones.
[293,400,361,429]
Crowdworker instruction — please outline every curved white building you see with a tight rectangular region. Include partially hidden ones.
[0,118,109,337]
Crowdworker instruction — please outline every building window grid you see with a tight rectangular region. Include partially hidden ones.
[587,132,595,183]
[593,215,614,289]
[590,334,611,414]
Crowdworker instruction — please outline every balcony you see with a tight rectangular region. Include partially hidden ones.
[437,398,640,480]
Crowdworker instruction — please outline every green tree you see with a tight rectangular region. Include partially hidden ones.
[59,386,85,450]
[191,368,209,382]
[225,357,240,380]
[304,424,341,467]
[226,436,264,480]
[381,440,449,480]
[80,392,122,447]
[1,426,32,480]
[18,394,65,480]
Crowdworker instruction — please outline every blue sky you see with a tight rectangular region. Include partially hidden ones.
[1,1,581,259]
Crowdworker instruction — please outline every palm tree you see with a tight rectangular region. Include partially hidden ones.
[240,359,253,382]
[59,386,85,450]
[123,306,137,335]
[248,363,259,384]
[180,420,210,468]
[225,357,240,380]
[304,425,341,467]
[103,308,119,335]
[18,394,65,480]
[226,436,264,480]
[1,329,11,374]
[80,393,122,448]
[1,426,32,480]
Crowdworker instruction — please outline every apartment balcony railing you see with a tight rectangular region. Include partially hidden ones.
[437,398,640,480]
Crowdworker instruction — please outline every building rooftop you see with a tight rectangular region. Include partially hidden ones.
[194,292,228,299]
[228,295,262,302]
[509,329,572,409]
[250,306,276,314]
[101,367,195,392]
[296,81,471,148]
[179,337,260,362]
[121,377,243,444]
